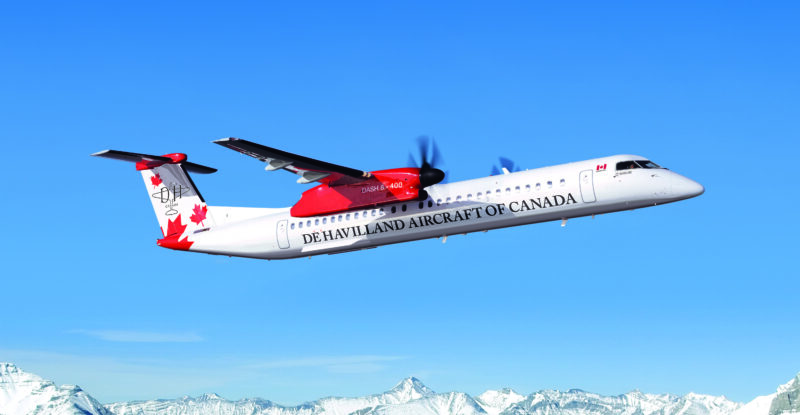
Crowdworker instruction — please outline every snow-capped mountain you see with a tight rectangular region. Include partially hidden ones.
[769,373,800,415]
[3,362,800,415]
[500,388,740,415]
[107,377,437,415]
[0,362,111,415]
[730,372,800,415]
[476,388,526,415]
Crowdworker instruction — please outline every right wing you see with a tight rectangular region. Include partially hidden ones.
[213,137,371,185]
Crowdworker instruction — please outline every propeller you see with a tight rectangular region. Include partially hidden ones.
[491,157,521,175]
[409,135,446,187]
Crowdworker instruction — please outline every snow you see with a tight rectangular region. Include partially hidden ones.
[0,362,111,415]
[476,388,526,415]
[3,362,800,415]
[731,395,776,415]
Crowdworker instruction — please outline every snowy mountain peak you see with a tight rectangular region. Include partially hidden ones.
[769,372,800,415]
[477,387,526,415]
[198,392,224,401]
[390,376,434,398]
[776,373,800,394]
[0,362,44,383]
[0,362,19,375]
[0,362,111,415]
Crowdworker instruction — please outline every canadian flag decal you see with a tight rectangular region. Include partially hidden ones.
[596,163,607,171]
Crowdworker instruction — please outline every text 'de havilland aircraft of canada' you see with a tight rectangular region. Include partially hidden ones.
[92,137,704,260]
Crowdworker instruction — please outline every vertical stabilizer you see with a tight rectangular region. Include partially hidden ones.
[92,150,216,250]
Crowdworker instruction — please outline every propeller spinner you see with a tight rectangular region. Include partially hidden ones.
[410,136,446,187]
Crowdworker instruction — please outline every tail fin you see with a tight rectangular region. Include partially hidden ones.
[92,150,217,250]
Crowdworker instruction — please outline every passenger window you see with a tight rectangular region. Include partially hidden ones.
[496,188,501,194]
[371,210,376,217]
[456,195,462,201]
[515,186,520,193]
[428,200,433,208]
[477,192,482,199]
[338,215,343,222]
[525,184,531,192]
[306,220,311,227]
[437,198,442,205]
[418,202,424,209]
[547,181,552,188]
[560,179,565,186]
[379,208,385,216]
[391,206,396,213]
[299,222,303,229]
[330,216,335,223]
[401,204,407,212]
[354,212,359,219]
[323,218,327,224]
[291,223,295,230]
[505,188,511,193]
[346,213,351,220]
[314,219,319,225]
[536,183,541,191]
[467,193,473,199]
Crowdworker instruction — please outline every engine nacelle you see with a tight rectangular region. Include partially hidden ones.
[290,168,422,217]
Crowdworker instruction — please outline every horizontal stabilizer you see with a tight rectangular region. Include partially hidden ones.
[91,150,217,174]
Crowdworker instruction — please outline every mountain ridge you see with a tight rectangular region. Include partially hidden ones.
[2,362,799,415]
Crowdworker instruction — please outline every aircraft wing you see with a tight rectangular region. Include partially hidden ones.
[213,137,370,185]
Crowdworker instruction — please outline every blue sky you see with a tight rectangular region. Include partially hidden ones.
[1,0,798,405]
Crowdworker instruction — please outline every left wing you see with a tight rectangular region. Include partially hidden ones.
[213,137,371,185]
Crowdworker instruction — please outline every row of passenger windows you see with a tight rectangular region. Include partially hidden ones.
[289,177,568,230]
[448,178,566,205]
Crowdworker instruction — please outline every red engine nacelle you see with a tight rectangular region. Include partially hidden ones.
[290,168,423,217]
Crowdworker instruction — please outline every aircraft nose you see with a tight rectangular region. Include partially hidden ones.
[672,175,705,199]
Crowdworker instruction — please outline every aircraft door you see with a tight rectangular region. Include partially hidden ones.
[579,170,596,203]
[276,219,290,249]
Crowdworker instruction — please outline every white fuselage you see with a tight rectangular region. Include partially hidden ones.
[188,155,704,260]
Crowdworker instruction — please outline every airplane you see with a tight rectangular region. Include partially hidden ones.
[92,137,704,260]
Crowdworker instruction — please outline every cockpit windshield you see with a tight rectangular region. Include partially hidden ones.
[636,160,661,169]
[616,160,662,170]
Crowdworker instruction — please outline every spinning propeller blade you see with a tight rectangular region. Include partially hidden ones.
[491,157,521,175]
[409,135,446,187]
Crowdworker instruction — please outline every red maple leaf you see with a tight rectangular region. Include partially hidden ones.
[150,173,163,188]
[164,214,188,238]
[190,204,208,226]
[157,214,194,251]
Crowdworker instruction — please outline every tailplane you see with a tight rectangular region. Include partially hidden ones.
[92,150,217,250]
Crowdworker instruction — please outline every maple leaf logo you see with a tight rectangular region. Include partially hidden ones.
[163,214,188,238]
[150,173,163,188]
[157,214,193,251]
[190,204,208,226]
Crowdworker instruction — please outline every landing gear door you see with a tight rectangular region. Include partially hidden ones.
[276,219,290,249]
[579,170,596,203]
